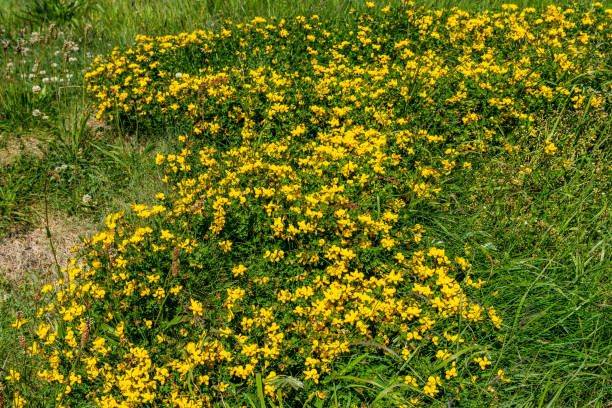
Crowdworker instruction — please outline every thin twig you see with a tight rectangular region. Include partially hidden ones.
[349,340,400,359]
[43,171,62,280]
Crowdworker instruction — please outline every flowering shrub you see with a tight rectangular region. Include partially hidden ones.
[4,2,611,407]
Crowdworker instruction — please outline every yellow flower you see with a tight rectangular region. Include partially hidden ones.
[232,264,247,277]
[423,376,442,397]
[189,298,203,316]
[5,369,21,382]
[498,369,511,383]
[11,317,28,329]
[445,362,458,379]
[404,375,418,387]
[474,356,492,370]
[219,240,233,252]
[544,140,558,155]
[12,392,26,408]
[304,368,320,383]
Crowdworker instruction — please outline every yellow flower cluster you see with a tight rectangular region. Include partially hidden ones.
[7,3,611,407]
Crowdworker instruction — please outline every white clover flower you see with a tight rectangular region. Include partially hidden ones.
[42,115,49,120]
[32,109,41,117]
[51,63,58,68]
[82,194,92,203]
[69,57,77,62]
[39,70,46,75]
[42,77,49,83]
[71,46,79,52]
[175,72,183,78]
[32,85,41,94]
[54,50,61,56]
[28,73,35,79]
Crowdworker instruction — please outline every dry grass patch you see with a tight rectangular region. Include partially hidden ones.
[0,211,95,283]
[0,134,44,167]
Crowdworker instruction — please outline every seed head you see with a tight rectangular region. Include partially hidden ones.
[81,321,91,348]
[171,246,180,278]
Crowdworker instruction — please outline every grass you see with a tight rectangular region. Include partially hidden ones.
[0,0,611,406]
[437,118,611,405]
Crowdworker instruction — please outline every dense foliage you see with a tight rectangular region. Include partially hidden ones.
[4,2,611,407]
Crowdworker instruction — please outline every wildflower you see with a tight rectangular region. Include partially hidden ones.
[5,369,20,382]
[544,140,558,155]
[11,317,28,329]
[404,375,418,386]
[82,194,92,203]
[12,392,26,408]
[189,299,203,316]
[424,376,442,396]
[304,368,320,383]
[232,264,247,277]
[32,85,41,94]
[219,240,232,252]
[474,356,492,370]
[32,109,41,117]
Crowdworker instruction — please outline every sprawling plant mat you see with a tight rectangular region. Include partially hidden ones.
[4,2,611,407]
